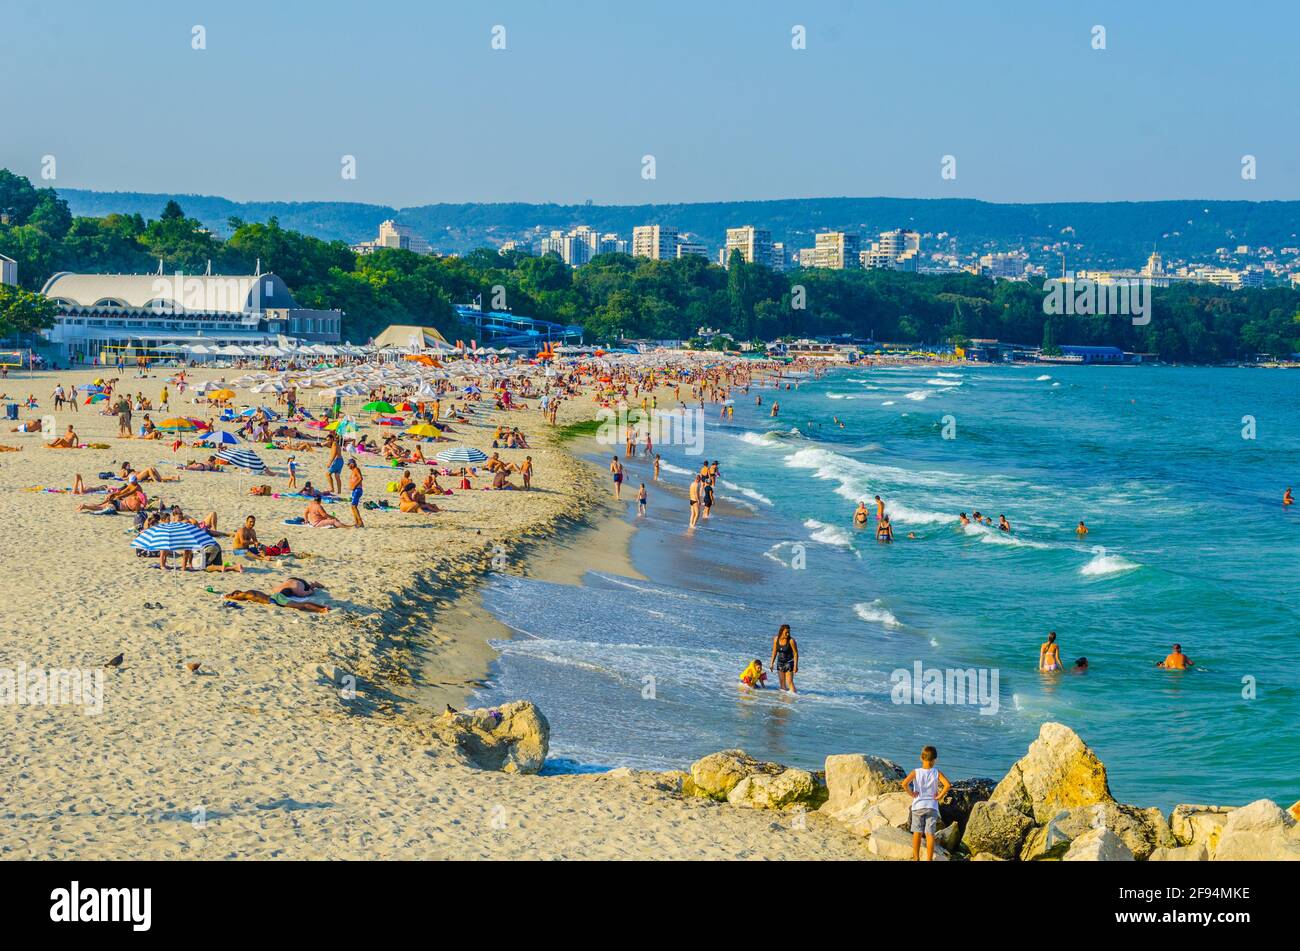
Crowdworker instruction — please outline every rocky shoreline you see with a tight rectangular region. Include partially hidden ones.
[433,704,1300,861]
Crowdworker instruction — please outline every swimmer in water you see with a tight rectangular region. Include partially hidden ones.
[1285,488,1294,506]
[1076,520,1089,536]
[998,514,1011,533]
[1039,631,1063,672]
[874,495,885,521]
[854,501,869,526]
[1070,657,1089,674]
[1157,643,1192,670]
[876,515,894,542]
[958,512,970,526]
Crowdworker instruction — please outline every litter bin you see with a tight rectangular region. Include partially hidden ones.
[5,403,18,421]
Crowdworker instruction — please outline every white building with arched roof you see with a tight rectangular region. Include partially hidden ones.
[39,268,343,362]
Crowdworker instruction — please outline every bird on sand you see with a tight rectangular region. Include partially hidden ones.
[105,654,124,668]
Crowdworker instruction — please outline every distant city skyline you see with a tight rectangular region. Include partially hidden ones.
[4,0,1298,206]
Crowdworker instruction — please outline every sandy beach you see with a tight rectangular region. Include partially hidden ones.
[0,366,875,860]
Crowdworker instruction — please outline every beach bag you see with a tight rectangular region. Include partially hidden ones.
[386,480,400,493]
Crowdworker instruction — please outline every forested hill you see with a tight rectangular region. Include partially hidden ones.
[59,189,1300,268]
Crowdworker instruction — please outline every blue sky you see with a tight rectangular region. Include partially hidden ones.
[2,0,1296,206]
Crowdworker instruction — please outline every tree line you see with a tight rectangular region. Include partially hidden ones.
[3,170,1298,362]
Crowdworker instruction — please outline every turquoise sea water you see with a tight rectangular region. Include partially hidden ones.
[475,365,1300,809]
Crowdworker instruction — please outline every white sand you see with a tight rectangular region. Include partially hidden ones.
[0,367,874,859]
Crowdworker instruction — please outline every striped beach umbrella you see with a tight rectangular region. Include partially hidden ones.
[206,430,240,446]
[435,446,488,465]
[157,417,198,432]
[217,446,267,471]
[131,521,215,552]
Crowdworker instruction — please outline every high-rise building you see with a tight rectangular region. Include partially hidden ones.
[562,232,593,267]
[724,226,774,268]
[598,233,627,255]
[676,240,708,260]
[353,219,434,256]
[539,230,566,258]
[771,242,788,271]
[632,225,679,260]
[863,229,921,271]
[809,231,861,269]
[978,252,1029,280]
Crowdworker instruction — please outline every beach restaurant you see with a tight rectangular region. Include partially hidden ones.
[38,269,344,364]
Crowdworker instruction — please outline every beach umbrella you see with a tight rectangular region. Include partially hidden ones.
[205,430,240,446]
[406,423,441,438]
[363,400,396,413]
[463,385,481,395]
[218,446,267,471]
[208,388,236,401]
[85,393,107,404]
[435,446,488,465]
[131,521,215,553]
[76,383,103,393]
[157,417,198,432]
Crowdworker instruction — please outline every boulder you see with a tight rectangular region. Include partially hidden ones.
[1212,799,1300,861]
[1290,800,1300,823]
[866,824,949,861]
[964,801,1035,860]
[689,750,784,801]
[1062,827,1134,861]
[1149,843,1209,861]
[1020,802,1175,861]
[827,791,913,836]
[428,700,549,774]
[971,853,1005,861]
[728,768,819,810]
[940,778,996,831]
[989,723,1113,824]
[935,820,961,852]
[1169,804,1233,852]
[821,754,905,813]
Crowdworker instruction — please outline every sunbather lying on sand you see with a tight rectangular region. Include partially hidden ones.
[224,590,329,613]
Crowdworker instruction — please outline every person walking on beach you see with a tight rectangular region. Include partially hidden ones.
[636,482,647,517]
[520,455,533,490]
[609,455,624,499]
[287,455,298,490]
[1039,631,1063,672]
[326,434,343,496]
[688,473,702,527]
[116,394,132,437]
[901,746,951,862]
[653,453,661,481]
[347,459,364,528]
[769,624,798,692]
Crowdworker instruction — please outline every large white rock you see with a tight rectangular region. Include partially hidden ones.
[989,722,1113,824]
[1020,802,1175,861]
[1169,804,1234,852]
[1212,799,1300,861]
[827,791,913,836]
[1062,827,1134,861]
[728,768,818,810]
[964,801,1035,859]
[866,824,949,861]
[428,700,550,774]
[689,749,784,801]
[821,754,905,813]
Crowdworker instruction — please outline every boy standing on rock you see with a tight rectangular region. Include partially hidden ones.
[901,746,952,861]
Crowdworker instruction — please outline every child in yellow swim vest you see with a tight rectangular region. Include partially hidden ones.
[739,659,767,688]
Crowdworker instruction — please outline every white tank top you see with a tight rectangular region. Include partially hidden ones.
[911,766,940,812]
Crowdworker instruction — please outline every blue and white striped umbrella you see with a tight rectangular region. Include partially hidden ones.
[218,446,266,471]
[206,430,240,445]
[435,446,489,465]
[131,521,215,552]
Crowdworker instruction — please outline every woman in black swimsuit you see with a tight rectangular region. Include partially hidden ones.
[769,624,799,692]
